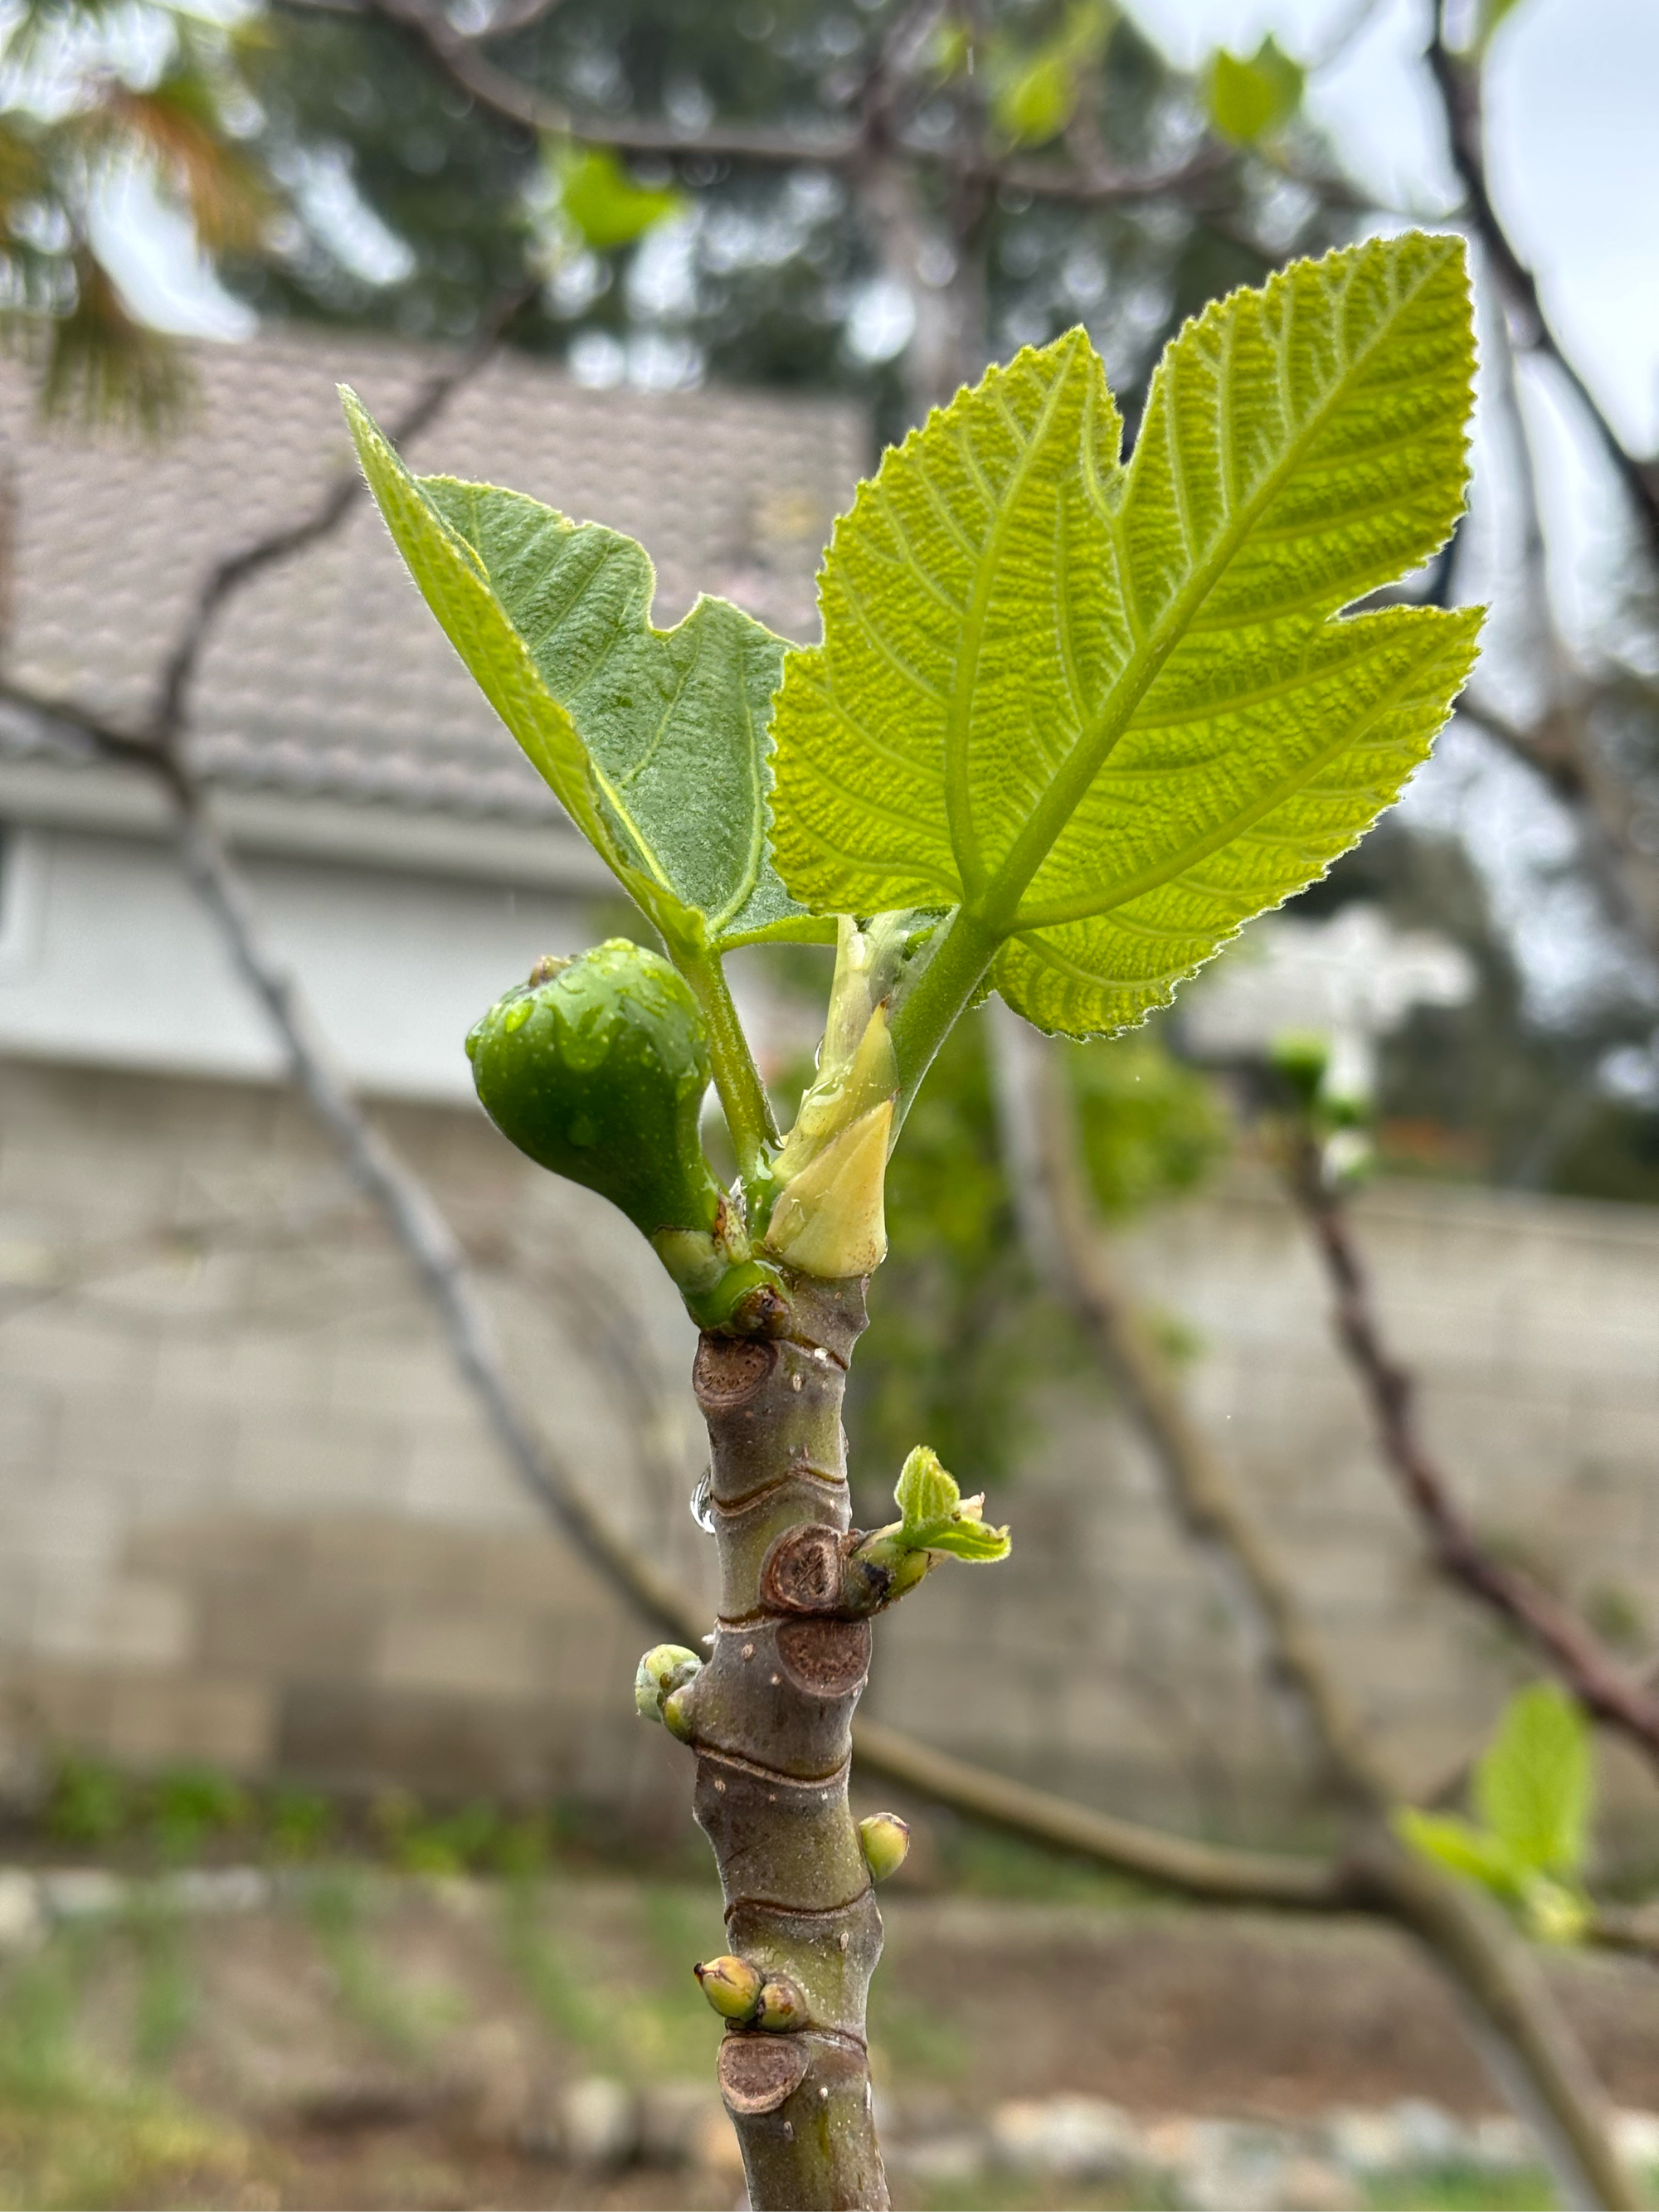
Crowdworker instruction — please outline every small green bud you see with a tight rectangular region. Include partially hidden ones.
[858,1812,911,1884]
[660,1683,698,1743]
[694,1954,763,2021]
[755,1976,806,2032]
[1524,1878,1588,1947]
[468,940,721,1245]
[635,1644,702,1731]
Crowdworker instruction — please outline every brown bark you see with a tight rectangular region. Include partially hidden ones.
[679,1284,888,2212]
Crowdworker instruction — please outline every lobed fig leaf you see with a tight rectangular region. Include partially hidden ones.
[343,391,825,957]
[1395,1683,1594,1944]
[1474,1680,1591,1878]
[769,231,1481,1038]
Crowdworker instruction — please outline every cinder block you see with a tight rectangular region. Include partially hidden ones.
[29,1577,193,1670]
[152,1330,331,1416]
[0,1310,156,1394]
[374,1609,545,1701]
[192,1575,374,1685]
[104,1672,274,1771]
[229,1413,397,1509]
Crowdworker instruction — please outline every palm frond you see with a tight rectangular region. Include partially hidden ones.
[37,249,192,434]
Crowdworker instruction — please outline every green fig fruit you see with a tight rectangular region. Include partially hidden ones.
[468,939,722,1240]
[468,940,789,1332]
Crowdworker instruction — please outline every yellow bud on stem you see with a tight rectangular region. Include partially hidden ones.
[756,1976,807,2032]
[635,1644,703,1737]
[859,1812,912,1883]
[695,1954,764,2021]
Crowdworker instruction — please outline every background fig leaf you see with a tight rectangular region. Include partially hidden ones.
[344,391,825,955]
[769,232,1480,1038]
[1394,1807,1529,1897]
[1474,1681,1591,1876]
[549,139,684,251]
[1206,36,1305,146]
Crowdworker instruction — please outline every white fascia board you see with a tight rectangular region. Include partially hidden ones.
[0,754,612,895]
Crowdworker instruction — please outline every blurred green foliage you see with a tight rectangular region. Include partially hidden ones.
[6,0,1342,445]
[0,1928,243,2210]
[1396,1683,1593,1946]
[1205,36,1304,146]
[847,1013,1228,1503]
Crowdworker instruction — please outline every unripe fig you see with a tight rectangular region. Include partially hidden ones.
[466,940,721,1244]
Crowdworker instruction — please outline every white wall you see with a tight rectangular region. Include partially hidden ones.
[0,824,596,1104]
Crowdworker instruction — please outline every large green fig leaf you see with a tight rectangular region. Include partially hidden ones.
[343,391,821,954]
[770,231,1481,1036]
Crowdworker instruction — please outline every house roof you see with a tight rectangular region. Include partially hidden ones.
[0,329,866,837]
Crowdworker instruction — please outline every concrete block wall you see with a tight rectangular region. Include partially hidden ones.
[2,1054,1658,1848]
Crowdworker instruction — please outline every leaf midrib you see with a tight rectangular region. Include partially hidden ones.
[968,242,1457,935]
[943,339,1086,900]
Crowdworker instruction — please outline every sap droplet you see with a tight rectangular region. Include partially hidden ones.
[501,999,533,1033]
[689,1471,714,1534]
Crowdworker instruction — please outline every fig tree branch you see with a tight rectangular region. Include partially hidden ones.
[1284,1124,1659,1776]
[272,0,1227,207]
[1426,2,1659,567]
[18,652,1642,2205]
[985,1006,1636,2212]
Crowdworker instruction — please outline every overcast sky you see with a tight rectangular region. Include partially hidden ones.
[95,0,1658,1023]
[1131,0,1659,450]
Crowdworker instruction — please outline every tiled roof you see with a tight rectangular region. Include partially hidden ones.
[0,331,867,820]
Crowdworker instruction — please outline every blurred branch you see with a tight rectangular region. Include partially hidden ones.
[473,0,568,34]
[1452,304,1659,955]
[273,0,1226,207]
[987,1001,1391,1806]
[1426,4,1659,567]
[147,280,536,746]
[850,1719,1350,1907]
[985,1004,1636,2211]
[1283,1122,1659,1777]
[1588,1904,1659,1965]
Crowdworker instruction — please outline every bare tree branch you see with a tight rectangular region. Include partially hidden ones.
[147,280,536,747]
[272,0,1228,208]
[985,1005,1637,2211]
[1426,7,1659,566]
[1450,301,1659,955]
[988,1002,1393,1806]
[1284,1124,1659,1777]
[849,1719,1350,1907]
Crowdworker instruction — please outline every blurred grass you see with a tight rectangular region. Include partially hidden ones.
[301,1868,464,2060]
[498,1874,720,2081]
[1363,2166,1559,2209]
[0,1932,246,2210]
